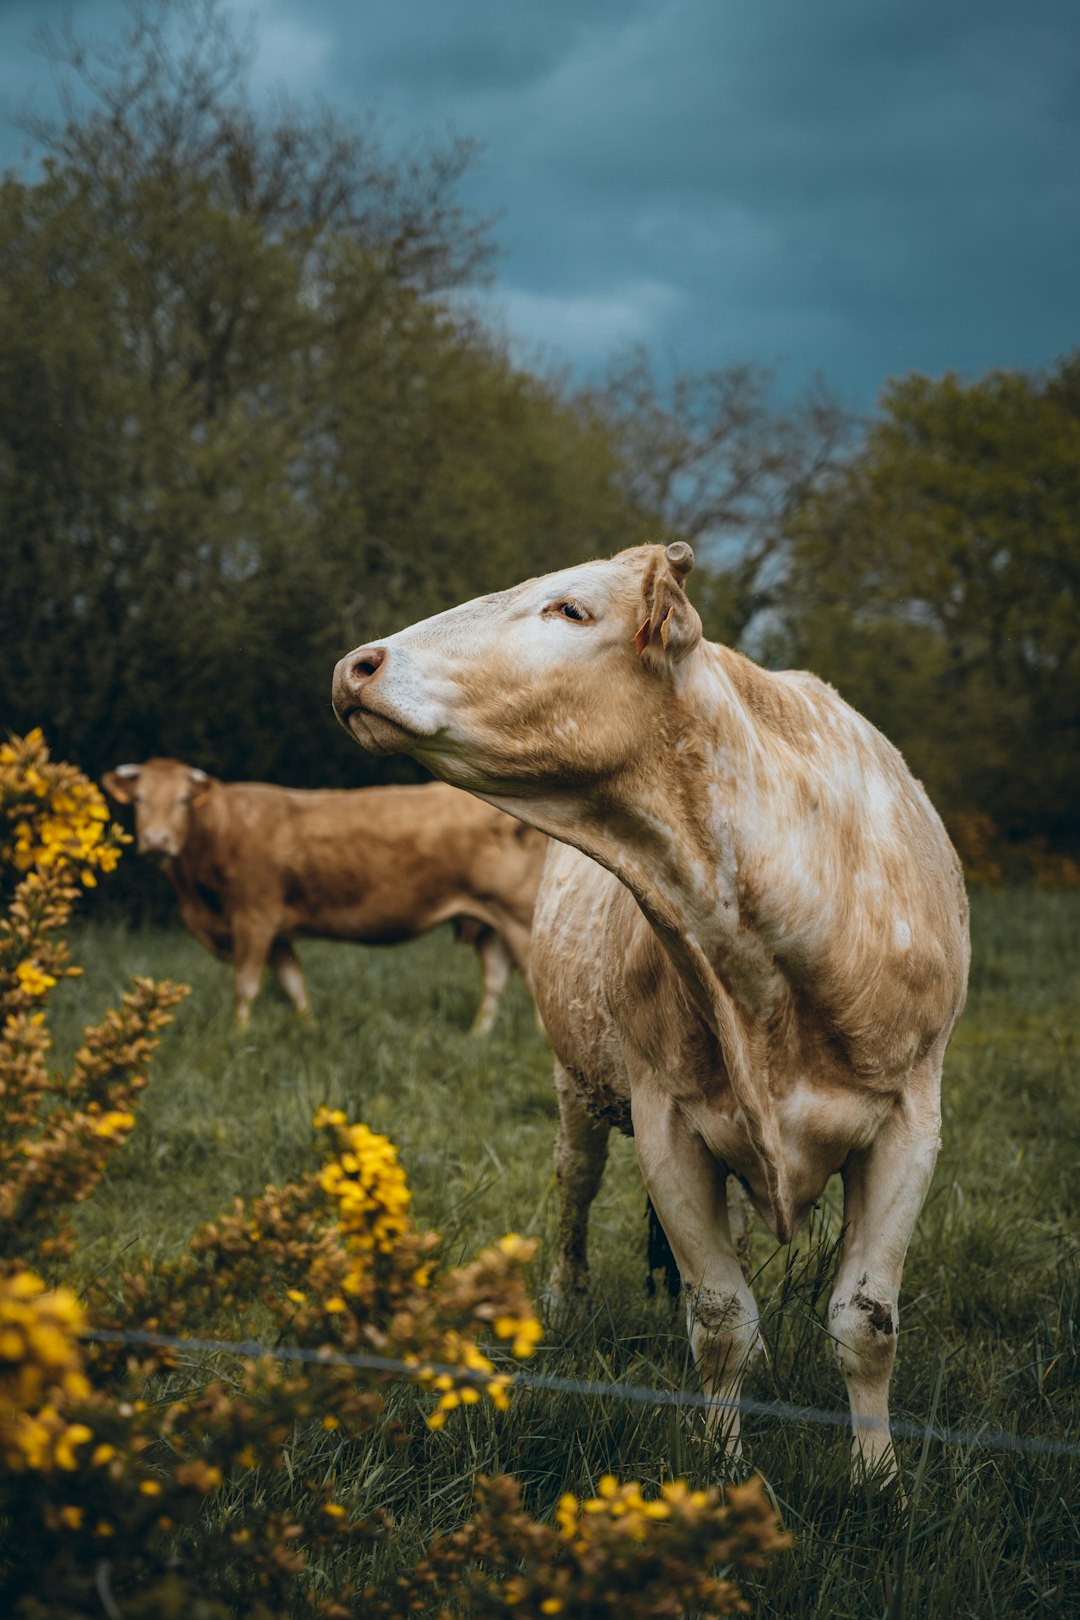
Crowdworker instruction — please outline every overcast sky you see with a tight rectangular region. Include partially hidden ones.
[1,0,1077,408]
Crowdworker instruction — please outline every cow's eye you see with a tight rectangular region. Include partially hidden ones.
[548,600,591,623]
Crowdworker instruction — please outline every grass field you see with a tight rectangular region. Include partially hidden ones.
[49,889,1080,1618]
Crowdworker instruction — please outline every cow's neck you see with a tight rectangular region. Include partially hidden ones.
[170,788,227,898]
[490,642,792,1037]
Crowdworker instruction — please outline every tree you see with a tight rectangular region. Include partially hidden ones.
[0,0,638,802]
[580,347,853,646]
[777,362,1080,846]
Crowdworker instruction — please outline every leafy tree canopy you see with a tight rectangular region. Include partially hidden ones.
[777,362,1080,844]
[0,0,640,791]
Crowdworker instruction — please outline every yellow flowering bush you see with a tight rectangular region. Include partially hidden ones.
[0,1270,92,1476]
[377,1472,790,1618]
[310,1108,543,1425]
[0,729,127,1024]
[3,1116,786,1618]
[0,729,123,885]
[0,1261,377,1616]
[0,1112,547,1617]
[90,1108,544,1438]
[0,731,187,1265]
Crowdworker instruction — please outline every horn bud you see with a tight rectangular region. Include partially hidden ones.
[114,763,141,778]
[665,541,694,581]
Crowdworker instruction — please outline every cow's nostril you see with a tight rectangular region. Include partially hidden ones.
[351,647,386,683]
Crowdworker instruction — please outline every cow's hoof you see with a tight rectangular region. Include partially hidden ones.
[845,1442,907,1511]
[540,1277,590,1328]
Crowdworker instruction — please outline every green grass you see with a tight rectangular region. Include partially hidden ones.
[47,890,1080,1617]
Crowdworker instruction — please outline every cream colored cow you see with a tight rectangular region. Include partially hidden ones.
[331,542,970,1481]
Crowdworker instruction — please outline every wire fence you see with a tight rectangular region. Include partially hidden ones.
[82,1324,1080,1461]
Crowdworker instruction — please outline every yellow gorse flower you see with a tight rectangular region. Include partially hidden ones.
[554,1475,716,1548]
[493,1308,543,1360]
[89,1110,137,1140]
[0,1269,94,1475]
[314,1110,412,1257]
[15,961,57,998]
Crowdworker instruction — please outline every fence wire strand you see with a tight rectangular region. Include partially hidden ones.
[81,1325,1080,1460]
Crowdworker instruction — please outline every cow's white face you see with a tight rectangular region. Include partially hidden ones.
[332,543,701,795]
[101,759,210,859]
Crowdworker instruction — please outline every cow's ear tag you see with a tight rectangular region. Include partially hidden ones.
[191,789,212,809]
[634,617,651,657]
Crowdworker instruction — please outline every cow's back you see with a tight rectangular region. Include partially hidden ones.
[729,666,971,1082]
[203,780,540,944]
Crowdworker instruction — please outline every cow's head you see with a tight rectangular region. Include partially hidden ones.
[331,543,701,795]
[101,759,212,860]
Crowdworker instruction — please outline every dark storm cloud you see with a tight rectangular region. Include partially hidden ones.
[2,0,1077,404]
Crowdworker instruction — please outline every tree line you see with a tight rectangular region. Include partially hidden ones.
[1,0,1077,883]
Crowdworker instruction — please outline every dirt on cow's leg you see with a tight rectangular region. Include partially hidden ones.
[632,1087,761,1464]
[829,1066,942,1486]
[647,1186,748,1304]
[469,926,512,1036]
[270,940,310,1017]
[549,1062,610,1302]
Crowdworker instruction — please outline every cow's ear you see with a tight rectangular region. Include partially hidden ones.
[102,765,140,804]
[634,542,701,669]
[188,767,213,807]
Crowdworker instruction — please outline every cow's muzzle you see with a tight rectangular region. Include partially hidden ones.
[139,834,179,860]
[331,644,388,727]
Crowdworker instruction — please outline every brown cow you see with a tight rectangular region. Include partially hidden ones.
[330,542,970,1483]
[102,760,546,1031]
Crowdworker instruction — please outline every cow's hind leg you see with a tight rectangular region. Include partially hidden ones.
[829,1079,941,1484]
[728,1178,755,1284]
[270,940,310,1017]
[632,1090,760,1459]
[469,926,512,1036]
[550,1062,610,1300]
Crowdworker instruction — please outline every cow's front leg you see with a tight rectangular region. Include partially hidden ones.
[269,940,310,1017]
[829,1079,941,1484]
[231,918,275,1027]
[549,1061,610,1300]
[469,927,512,1036]
[632,1088,761,1460]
